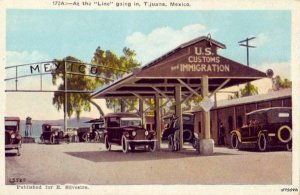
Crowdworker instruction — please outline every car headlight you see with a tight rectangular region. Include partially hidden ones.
[54,132,58,136]
[145,130,149,136]
[125,132,130,138]
[132,131,137,136]
[11,134,16,139]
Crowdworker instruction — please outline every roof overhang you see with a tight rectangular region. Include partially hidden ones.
[91,36,267,99]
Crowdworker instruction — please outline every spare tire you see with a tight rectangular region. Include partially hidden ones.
[277,125,292,143]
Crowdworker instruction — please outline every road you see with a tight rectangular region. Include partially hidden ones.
[5,142,292,185]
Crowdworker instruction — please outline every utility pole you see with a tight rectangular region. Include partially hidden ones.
[239,37,256,95]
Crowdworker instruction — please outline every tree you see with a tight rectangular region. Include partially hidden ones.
[51,47,141,120]
[91,47,141,112]
[52,56,102,120]
[273,75,292,89]
[240,82,258,97]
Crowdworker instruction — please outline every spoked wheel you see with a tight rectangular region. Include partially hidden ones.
[104,134,111,151]
[121,135,128,154]
[286,140,292,152]
[50,134,56,144]
[147,141,156,152]
[231,133,239,149]
[258,133,268,152]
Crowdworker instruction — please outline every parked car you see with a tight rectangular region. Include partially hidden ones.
[40,124,67,144]
[84,118,105,142]
[5,117,22,156]
[162,113,195,149]
[103,113,157,153]
[230,107,292,152]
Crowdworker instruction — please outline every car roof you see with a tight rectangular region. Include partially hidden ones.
[5,117,20,121]
[246,107,291,116]
[105,112,141,118]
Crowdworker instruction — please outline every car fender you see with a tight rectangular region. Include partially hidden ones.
[230,130,242,142]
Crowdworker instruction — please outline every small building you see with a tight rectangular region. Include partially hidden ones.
[192,88,291,146]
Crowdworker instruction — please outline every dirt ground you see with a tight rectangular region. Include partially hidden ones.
[5,142,292,185]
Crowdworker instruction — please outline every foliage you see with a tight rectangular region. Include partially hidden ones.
[273,75,292,89]
[91,47,141,112]
[240,82,258,97]
[51,47,141,119]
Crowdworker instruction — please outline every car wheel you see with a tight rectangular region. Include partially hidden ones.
[121,135,128,154]
[40,135,44,143]
[148,141,156,152]
[83,133,89,142]
[183,129,193,142]
[50,134,55,144]
[129,143,135,151]
[231,133,239,149]
[104,134,111,151]
[286,140,292,152]
[258,133,268,152]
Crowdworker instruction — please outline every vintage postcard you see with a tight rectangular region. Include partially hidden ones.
[1,0,299,194]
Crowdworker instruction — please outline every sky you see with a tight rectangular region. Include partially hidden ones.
[5,10,291,120]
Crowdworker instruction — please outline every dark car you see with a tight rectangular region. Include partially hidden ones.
[40,124,67,144]
[162,113,195,143]
[84,118,105,142]
[103,113,157,153]
[230,107,292,152]
[5,117,22,156]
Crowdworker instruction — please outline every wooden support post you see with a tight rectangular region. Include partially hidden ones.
[175,85,183,149]
[202,75,210,139]
[120,99,125,112]
[139,99,146,128]
[154,94,161,150]
[200,75,214,155]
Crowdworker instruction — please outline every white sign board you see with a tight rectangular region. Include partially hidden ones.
[200,96,214,112]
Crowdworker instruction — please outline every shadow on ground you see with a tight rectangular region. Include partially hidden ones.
[65,147,239,163]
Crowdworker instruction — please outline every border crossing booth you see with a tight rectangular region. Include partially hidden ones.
[91,35,267,155]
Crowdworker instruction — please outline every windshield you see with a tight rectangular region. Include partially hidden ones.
[120,118,142,127]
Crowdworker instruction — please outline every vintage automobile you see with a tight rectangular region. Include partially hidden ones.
[83,118,105,142]
[5,117,22,156]
[40,124,67,144]
[162,113,195,144]
[103,113,157,153]
[230,107,292,152]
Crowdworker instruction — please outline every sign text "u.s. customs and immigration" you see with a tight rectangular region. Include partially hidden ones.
[171,47,230,73]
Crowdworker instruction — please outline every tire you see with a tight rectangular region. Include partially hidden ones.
[278,125,292,143]
[40,135,44,143]
[121,135,128,154]
[129,143,135,151]
[183,129,193,142]
[83,133,89,143]
[231,133,239,149]
[286,141,292,152]
[258,133,268,152]
[104,134,111,151]
[148,141,156,152]
[50,134,55,144]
